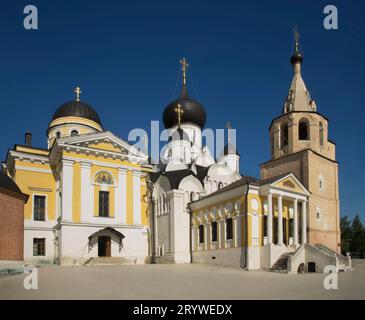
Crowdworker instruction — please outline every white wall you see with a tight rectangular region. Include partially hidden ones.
[59,224,148,265]
[193,247,245,268]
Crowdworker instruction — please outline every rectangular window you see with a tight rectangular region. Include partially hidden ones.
[34,195,46,221]
[99,191,110,217]
[226,218,233,240]
[199,225,204,244]
[33,238,45,256]
[211,221,218,242]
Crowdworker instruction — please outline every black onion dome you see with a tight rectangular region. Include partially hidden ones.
[163,86,206,129]
[290,52,304,65]
[52,100,103,127]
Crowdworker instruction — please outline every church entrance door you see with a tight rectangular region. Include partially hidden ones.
[98,236,111,257]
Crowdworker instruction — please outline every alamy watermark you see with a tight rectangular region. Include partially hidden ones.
[23,265,38,290]
[323,265,338,290]
[323,5,338,30]
[23,5,38,30]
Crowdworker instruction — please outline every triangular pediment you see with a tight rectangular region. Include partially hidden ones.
[270,173,310,195]
[57,131,148,163]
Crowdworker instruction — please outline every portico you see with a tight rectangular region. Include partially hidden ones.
[264,191,308,248]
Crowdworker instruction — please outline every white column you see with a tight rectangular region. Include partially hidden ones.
[80,162,92,222]
[153,197,158,255]
[218,219,223,249]
[61,160,74,222]
[301,200,307,244]
[293,198,299,246]
[278,195,283,245]
[192,226,197,252]
[132,170,142,225]
[267,193,273,245]
[204,223,210,250]
[115,168,128,224]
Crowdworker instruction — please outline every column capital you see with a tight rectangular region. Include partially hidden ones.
[132,170,143,177]
[80,161,92,169]
[62,159,74,167]
[117,167,129,174]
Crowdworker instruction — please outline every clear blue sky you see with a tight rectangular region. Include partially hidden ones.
[0,0,364,221]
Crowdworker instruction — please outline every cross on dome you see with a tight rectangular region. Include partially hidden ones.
[74,86,82,102]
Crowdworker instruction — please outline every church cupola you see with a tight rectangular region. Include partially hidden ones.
[283,26,317,115]
[47,87,103,148]
[267,28,335,162]
[163,58,206,150]
[219,122,240,173]
[165,104,192,171]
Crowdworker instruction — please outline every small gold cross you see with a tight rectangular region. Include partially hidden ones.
[179,58,189,85]
[175,104,185,127]
[74,86,82,101]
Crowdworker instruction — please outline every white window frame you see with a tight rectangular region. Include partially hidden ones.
[32,193,48,222]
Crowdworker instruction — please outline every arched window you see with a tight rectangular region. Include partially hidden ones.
[71,130,79,137]
[298,119,310,141]
[218,182,224,190]
[281,123,289,147]
[319,122,324,147]
[56,132,61,139]
[95,172,114,185]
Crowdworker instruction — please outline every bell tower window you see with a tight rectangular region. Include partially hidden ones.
[299,119,310,141]
[280,123,289,147]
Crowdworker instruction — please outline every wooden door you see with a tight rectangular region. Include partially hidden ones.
[98,236,111,257]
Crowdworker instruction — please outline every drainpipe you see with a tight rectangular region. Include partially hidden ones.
[188,204,193,263]
[243,184,250,270]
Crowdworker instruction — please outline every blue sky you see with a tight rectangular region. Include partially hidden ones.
[0,0,363,220]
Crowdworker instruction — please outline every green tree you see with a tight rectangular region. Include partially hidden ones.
[340,215,352,253]
[349,215,365,255]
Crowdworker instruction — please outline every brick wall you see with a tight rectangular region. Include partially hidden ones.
[0,188,25,261]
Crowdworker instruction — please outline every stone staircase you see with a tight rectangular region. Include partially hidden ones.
[84,257,137,266]
[270,252,293,273]
[314,244,351,271]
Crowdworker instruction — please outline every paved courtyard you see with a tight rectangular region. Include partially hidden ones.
[1,260,364,300]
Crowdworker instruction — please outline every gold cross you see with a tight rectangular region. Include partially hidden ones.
[293,25,300,54]
[179,58,189,85]
[175,104,184,127]
[74,86,82,101]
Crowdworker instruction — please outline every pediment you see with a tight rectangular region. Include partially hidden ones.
[270,174,309,195]
[57,131,148,163]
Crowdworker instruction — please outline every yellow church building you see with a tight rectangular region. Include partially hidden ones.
[4,88,150,265]
[1,31,352,273]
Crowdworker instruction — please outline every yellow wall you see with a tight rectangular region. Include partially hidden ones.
[14,160,56,221]
[127,171,134,224]
[72,162,81,223]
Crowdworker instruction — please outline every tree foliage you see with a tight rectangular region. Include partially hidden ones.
[341,215,365,256]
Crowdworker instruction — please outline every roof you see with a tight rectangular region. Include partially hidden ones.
[195,172,296,200]
[88,227,125,243]
[0,171,28,201]
[51,100,103,127]
[149,164,210,190]
[163,85,207,129]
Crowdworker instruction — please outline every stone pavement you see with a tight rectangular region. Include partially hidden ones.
[0,260,364,300]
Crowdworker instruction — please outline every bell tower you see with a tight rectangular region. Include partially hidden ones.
[260,28,341,252]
